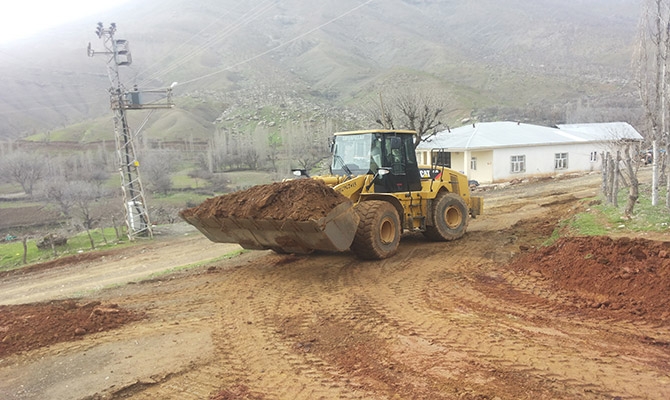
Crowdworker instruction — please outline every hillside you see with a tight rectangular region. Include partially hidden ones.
[0,0,641,142]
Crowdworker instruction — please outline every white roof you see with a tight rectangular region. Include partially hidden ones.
[557,122,643,141]
[417,121,643,151]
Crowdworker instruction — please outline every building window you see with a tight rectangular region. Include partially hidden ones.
[555,152,568,170]
[510,155,525,173]
[470,156,477,171]
[590,151,598,162]
[434,151,451,167]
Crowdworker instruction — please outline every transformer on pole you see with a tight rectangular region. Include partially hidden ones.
[88,22,174,239]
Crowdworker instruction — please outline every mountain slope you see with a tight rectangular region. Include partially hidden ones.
[0,0,641,141]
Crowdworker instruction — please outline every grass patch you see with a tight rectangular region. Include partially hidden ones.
[0,227,131,271]
[0,200,43,209]
[567,212,611,236]
[0,182,23,194]
[227,170,274,189]
[171,168,199,190]
[550,183,670,241]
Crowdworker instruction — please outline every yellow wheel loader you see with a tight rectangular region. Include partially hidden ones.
[180,129,483,260]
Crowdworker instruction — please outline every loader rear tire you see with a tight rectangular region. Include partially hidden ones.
[423,192,468,241]
[350,200,400,260]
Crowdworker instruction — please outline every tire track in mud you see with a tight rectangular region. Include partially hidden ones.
[251,255,384,399]
[131,217,670,400]
[295,186,668,400]
[335,236,668,399]
[101,278,226,400]
[264,254,433,398]
[336,243,562,398]
[146,256,374,400]
[120,175,668,399]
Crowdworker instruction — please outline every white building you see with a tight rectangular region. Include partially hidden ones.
[416,121,643,184]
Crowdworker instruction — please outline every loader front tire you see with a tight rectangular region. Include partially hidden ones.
[350,200,400,260]
[423,192,468,241]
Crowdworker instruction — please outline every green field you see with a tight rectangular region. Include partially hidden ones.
[0,227,130,272]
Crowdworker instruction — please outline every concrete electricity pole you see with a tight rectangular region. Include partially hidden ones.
[88,22,174,239]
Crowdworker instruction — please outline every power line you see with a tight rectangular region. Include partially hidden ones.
[1,2,276,107]
[0,2,276,115]
[1,0,376,117]
[165,0,375,88]
[132,0,277,88]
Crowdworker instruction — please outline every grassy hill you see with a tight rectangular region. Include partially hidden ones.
[0,0,642,143]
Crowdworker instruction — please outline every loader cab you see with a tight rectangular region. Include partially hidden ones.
[331,130,422,193]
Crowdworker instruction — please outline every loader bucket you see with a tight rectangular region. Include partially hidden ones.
[181,201,358,254]
[179,179,359,254]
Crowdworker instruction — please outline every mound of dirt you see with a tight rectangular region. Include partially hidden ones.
[0,300,144,357]
[180,179,350,222]
[509,236,670,320]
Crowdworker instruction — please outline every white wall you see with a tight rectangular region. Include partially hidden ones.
[492,143,607,182]
[469,150,494,183]
[416,142,623,184]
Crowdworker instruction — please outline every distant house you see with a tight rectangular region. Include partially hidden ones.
[415,121,643,184]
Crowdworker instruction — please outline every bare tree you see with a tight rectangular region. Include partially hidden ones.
[240,127,263,170]
[41,176,74,218]
[600,125,643,217]
[244,147,261,170]
[623,145,641,218]
[0,151,46,197]
[284,122,331,173]
[606,152,619,207]
[141,150,179,195]
[66,181,104,250]
[206,128,250,172]
[635,0,670,207]
[369,90,446,146]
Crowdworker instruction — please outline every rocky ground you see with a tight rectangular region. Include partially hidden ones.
[0,172,669,399]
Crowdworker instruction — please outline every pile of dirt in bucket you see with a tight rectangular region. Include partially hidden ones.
[180,179,350,222]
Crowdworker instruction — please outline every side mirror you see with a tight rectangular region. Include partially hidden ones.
[366,168,390,191]
[292,169,310,178]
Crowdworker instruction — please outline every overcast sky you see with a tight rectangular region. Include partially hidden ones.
[0,1,131,44]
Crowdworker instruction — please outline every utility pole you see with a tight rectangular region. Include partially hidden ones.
[88,22,174,239]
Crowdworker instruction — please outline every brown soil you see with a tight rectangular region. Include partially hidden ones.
[0,206,61,230]
[2,170,670,400]
[180,179,350,221]
[508,236,670,321]
[0,300,143,357]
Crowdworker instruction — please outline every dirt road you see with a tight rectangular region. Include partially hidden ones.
[0,226,241,306]
[1,172,669,399]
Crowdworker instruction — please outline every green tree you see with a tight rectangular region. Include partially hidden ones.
[267,131,283,172]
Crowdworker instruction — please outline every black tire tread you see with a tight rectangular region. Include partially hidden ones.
[350,201,400,260]
[423,192,469,241]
